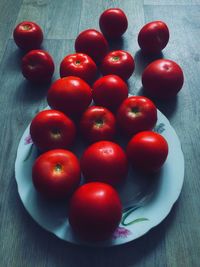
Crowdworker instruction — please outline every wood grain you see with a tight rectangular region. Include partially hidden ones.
[0,1,200,267]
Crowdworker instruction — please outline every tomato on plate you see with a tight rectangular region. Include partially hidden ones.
[75,29,109,64]
[117,96,157,136]
[13,21,43,51]
[138,21,169,54]
[142,59,184,99]
[21,49,54,83]
[80,106,116,143]
[99,8,128,39]
[32,149,81,199]
[92,75,128,112]
[30,110,76,152]
[60,53,97,84]
[47,76,92,118]
[69,182,122,241]
[80,141,128,186]
[127,131,168,172]
[101,50,135,80]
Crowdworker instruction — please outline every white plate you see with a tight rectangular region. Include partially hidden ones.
[15,108,184,246]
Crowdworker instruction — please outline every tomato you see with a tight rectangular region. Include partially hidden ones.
[126,131,168,172]
[99,8,128,39]
[138,21,169,54]
[13,21,43,51]
[80,106,116,143]
[75,29,109,64]
[80,141,128,186]
[32,149,81,199]
[101,50,135,80]
[117,96,157,136]
[30,110,76,152]
[21,50,54,83]
[60,53,97,84]
[69,182,122,241]
[92,75,128,112]
[142,59,184,99]
[47,76,92,118]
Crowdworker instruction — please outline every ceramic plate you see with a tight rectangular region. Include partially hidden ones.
[15,108,184,246]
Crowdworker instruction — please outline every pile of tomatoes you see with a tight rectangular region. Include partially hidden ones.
[13,8,184,242]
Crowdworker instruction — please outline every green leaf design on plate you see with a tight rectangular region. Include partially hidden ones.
[23,144,33,162]
[122,206,148,226]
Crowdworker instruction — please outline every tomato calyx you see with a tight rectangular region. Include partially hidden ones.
[75,60,81,65]
[112,56,120,62]
[22,24,32,31]
[54,163,63,173]
[129,106,141,117]
[51,128,62,139]
[94,118,104,128]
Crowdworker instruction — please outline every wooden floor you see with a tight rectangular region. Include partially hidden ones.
[0,0,200,266]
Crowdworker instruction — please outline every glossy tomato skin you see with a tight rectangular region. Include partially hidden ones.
[138,21,169,54]
[117,96,157,136]
[92,75,128,112]
[127,131,168,172]
[80,106,116,143]
[60,53,97,84]
[13,21,43,51]
[142,59,184,99]
[22,50,54,83]
[99,8,128,39]
[80,141,128,186]
[32,149,81,199]
[101,50,135,80]
[69,182,122,241]
[75,29,109,64]
[47,76,92,118]
[30,110,76,152]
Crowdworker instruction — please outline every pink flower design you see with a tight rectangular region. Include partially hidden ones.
[113,226,132,239]
[24,134,33,145]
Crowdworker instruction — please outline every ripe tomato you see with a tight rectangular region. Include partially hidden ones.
[92,75,128,112]
[47,76,92,118]
[75,29,109,64]
[117,96,157,136]
[80,106,116,143]
[22,50,54,83]
[126,131,168,172]
[30,110,76,152]
[142,59,184,99]
[69,182,122,241]
[99,8,128,39]
[138,21,169,54]
[32,149,81,199]
[80,141,128,186]
[60,53,97,84]
[13,21,43,51]
[101,50,135,80]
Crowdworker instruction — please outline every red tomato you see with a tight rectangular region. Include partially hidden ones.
[75,29,109,64]
[126,131,168,172]
[117,96,157,136]
[47,76,92,118]
[138,21,169,54]
[30,110,76,152]
[13,21,43,51]
[101,50,135,80]
[32,149,81,199]
[60,53,97,84]
[80,141,128,186]
[80,106,116,143]
[69,182,122,241]
[142,59,184,99]
[99,8,128,39]
[22,50,54,83]
[92,75,128,112]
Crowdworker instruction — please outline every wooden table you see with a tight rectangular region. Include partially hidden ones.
[0,1,200,266]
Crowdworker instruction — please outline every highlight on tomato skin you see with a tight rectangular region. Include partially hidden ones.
[68,182,122,241]
[126,131,169,173]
